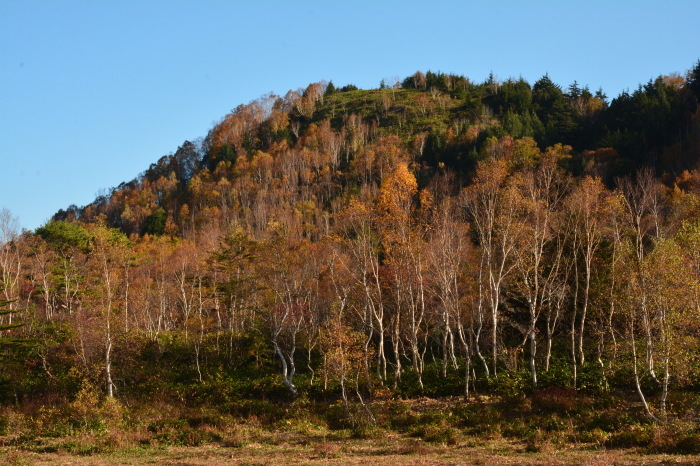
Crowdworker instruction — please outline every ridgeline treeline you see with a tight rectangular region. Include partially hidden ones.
[2,62,700,453]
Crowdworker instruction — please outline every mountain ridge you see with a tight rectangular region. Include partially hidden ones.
[52,63,700,238]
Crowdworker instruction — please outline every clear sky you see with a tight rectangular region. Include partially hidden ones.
[1,0,698,231]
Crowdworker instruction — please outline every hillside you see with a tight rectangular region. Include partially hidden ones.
[55,64,700,237]
[1,62,700,459]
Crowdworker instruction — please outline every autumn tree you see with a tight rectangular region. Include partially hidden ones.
[617,167,667,383]
[463,154,519,376]
[86,223,131,397]
[642,237,698,418]
[35,221,91,316]
[426,195,473,390]
[258,228,321,397]
[376,162,427,387]
[0,209,22,324]
[511,144,570,388]
[565,176,611,367]
[338,194,388,382]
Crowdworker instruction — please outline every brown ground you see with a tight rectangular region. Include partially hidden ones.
[3,436,700,465]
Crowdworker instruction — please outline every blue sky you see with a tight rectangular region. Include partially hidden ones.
[1,0,698,231]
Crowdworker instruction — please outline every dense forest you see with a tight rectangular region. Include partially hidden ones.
[2,61,700,457]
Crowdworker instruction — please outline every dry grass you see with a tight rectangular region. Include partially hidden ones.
[2,394,699,464]
[2,434,700,465]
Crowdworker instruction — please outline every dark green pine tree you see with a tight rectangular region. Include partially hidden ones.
[687,60,700,103]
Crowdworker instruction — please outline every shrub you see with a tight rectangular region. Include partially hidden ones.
[577,427,609,445]
[421,424,460,445]
[385,401,417,432]
[66,381,103,430]
[394,439,431,455]
[58,439,101,456]
[605,424,654,448]
[648,423,700,454]
[487,371,528,398]
[453,403,503,435]
[147,418,222,446]
[502,419,533,438]
[524,428,553,453]
[313,441,341,458]
[531,387,579,414]
[351,420,379,439]
[588,407,638,432]
[324,402,351,430]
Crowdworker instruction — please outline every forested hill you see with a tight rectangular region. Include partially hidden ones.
[54,63,700,237]
[3,62,700,442]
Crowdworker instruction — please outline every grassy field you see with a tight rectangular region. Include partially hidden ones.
[3,434,700,465]
[2,390,700,465]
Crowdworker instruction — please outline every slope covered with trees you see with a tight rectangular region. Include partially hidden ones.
[2,62,700,456]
